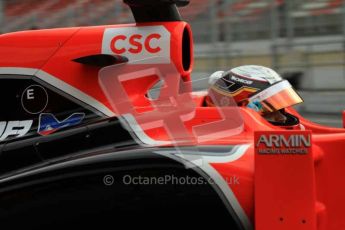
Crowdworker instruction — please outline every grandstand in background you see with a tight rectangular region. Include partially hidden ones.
[0,1,343,39]
[0,0,344,120]
[0,0,344,86]
[0,1,343,38]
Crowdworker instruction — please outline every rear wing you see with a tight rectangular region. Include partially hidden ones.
[123,0,190,22]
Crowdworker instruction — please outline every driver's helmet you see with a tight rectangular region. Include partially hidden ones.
[206,65,304,127]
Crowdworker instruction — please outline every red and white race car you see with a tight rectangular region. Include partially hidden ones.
[0,1,344,229]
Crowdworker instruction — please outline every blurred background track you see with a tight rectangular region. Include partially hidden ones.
[0,0,344,127]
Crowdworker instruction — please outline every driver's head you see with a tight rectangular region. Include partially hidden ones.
[206,65,304,126]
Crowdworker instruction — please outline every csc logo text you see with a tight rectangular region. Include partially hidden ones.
[102,26,171,64]
[110,33,161,54]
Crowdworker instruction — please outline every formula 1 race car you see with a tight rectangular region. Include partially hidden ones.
[0,1,345,229]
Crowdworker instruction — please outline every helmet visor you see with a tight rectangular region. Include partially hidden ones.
[249,80,303,113]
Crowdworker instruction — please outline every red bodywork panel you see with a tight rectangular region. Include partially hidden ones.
[0,28,79,69]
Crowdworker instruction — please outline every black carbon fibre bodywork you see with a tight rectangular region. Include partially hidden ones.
[124,0,189,23]
[0,105,244,229]
[0,140,244,229]
[0,117,136,176]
